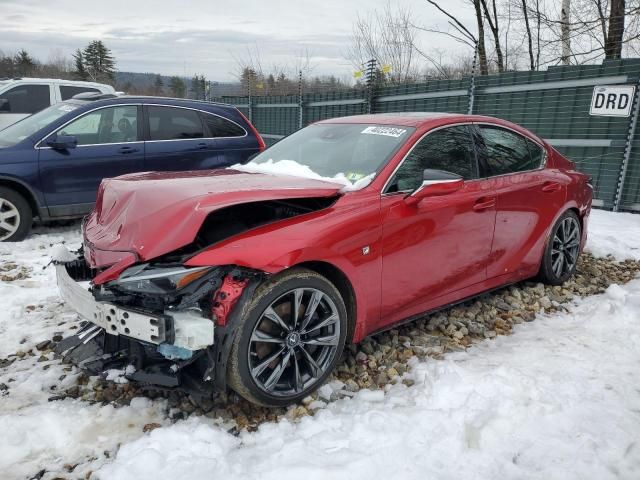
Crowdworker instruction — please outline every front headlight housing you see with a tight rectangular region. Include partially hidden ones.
[110,264,211,295]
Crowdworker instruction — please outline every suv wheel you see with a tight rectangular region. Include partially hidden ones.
[228,268,347,407]
[0,187,32,242]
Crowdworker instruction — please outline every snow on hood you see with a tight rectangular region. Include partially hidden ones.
[231,159,375,192]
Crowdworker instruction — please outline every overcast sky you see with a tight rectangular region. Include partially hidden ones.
[0,0,473,82]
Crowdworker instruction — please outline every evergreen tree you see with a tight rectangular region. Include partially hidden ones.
[72,49,87,80]
[77,40,116,83]
[153,74,164,95]
[169,76,186,98]
[14,49,35,76]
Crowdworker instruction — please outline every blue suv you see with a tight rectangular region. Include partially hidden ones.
[0,94,265,241]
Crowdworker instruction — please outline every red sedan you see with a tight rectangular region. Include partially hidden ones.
[55,113,592,406]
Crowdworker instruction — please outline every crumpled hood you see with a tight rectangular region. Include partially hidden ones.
[84,169,343,269]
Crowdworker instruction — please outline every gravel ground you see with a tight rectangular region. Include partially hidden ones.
[2,251,639,437]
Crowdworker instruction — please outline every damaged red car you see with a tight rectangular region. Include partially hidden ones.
[55,113,592,406]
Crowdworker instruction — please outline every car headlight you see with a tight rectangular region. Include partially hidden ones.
[110,264,211,295]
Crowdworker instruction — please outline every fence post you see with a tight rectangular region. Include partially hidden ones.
[613,77,640,212]
[247,80,253,124]
[467,43,479,115]
[365,58,378,114]
[298,70,303,129]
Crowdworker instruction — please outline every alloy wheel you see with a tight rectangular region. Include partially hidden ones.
[0,197,21,241]
[551,216,580,278]
[248,287,341,397]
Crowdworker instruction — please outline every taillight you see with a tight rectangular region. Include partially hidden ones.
[237,109,266,151]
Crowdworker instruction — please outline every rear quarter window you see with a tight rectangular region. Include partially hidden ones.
[202,112,246,137]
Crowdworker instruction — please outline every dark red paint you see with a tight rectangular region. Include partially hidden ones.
[83,113,592,342]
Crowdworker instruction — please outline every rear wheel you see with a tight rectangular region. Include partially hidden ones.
[228,268,347,407]
[0,187,32,242]
[538,210,581,285]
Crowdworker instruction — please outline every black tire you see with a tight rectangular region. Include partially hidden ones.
[537,210,582,285]
[0,187,32,242]
[228,268,348,407]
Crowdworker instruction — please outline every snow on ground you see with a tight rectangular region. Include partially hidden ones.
[0,210,639,480]
[588,208,640,261]
[0,223,170,479]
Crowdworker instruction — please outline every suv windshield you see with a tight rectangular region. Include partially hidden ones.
[0,102,80,148]
[245,123,414,188]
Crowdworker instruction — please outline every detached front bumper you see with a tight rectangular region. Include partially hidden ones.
[55,259,216,391]
[56,263,169,344]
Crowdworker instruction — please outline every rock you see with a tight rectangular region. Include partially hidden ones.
[143,423,161,433]
[35,340,51,351]
[355,351,368,363]
[539,296,552,309]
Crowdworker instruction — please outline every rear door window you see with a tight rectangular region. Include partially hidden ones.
[147,106,205,140]
[60,85,101,101]
[0,84,50,114]
[477,125,543,176]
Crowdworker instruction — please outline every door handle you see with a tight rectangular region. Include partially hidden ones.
[542,181,561,193]
[473,196,496,212]
[118,146,139,154]
[196,142,208,150]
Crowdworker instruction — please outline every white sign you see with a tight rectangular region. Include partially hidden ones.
[361,126,407,137]
[590,85,635,117]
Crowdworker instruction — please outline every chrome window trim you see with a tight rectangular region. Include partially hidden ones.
[35,102,248,149]
[381,120,548,196]
[146,103,248,141]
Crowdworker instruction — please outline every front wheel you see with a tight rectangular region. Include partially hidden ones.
[538,210,582,285]
[227,268,347,407]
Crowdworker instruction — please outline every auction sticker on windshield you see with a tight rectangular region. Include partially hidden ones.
[361,126,407,137]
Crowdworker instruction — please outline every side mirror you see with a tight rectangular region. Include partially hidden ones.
[405,169,464,206]
[47,134,78,150]
[0,99,10,112]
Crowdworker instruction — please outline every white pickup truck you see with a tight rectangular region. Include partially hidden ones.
[0,78,115,130]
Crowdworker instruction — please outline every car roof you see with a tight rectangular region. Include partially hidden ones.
[66,95,236,110]
[0,77,112,87]
[317,112,464,127]
[316,112,546,144]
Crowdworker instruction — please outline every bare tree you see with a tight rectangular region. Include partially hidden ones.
[347,3,420,84]
[480,0,506,71]
[421,0,488,75]
[605,0,626,58]
[561,0,572,64]
[521,0,536,69]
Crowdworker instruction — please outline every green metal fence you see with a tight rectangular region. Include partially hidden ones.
[215,59,640,211]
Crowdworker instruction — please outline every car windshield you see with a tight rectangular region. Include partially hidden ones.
[243,123,414,189]
[0,102,80,148]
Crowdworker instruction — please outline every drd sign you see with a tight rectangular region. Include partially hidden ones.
[590,85,636,117]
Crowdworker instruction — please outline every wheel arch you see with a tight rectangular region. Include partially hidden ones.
[0,176,40,219]
[294,260,358,344]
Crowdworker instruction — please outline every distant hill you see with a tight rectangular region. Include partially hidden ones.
[115,71,243,96]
